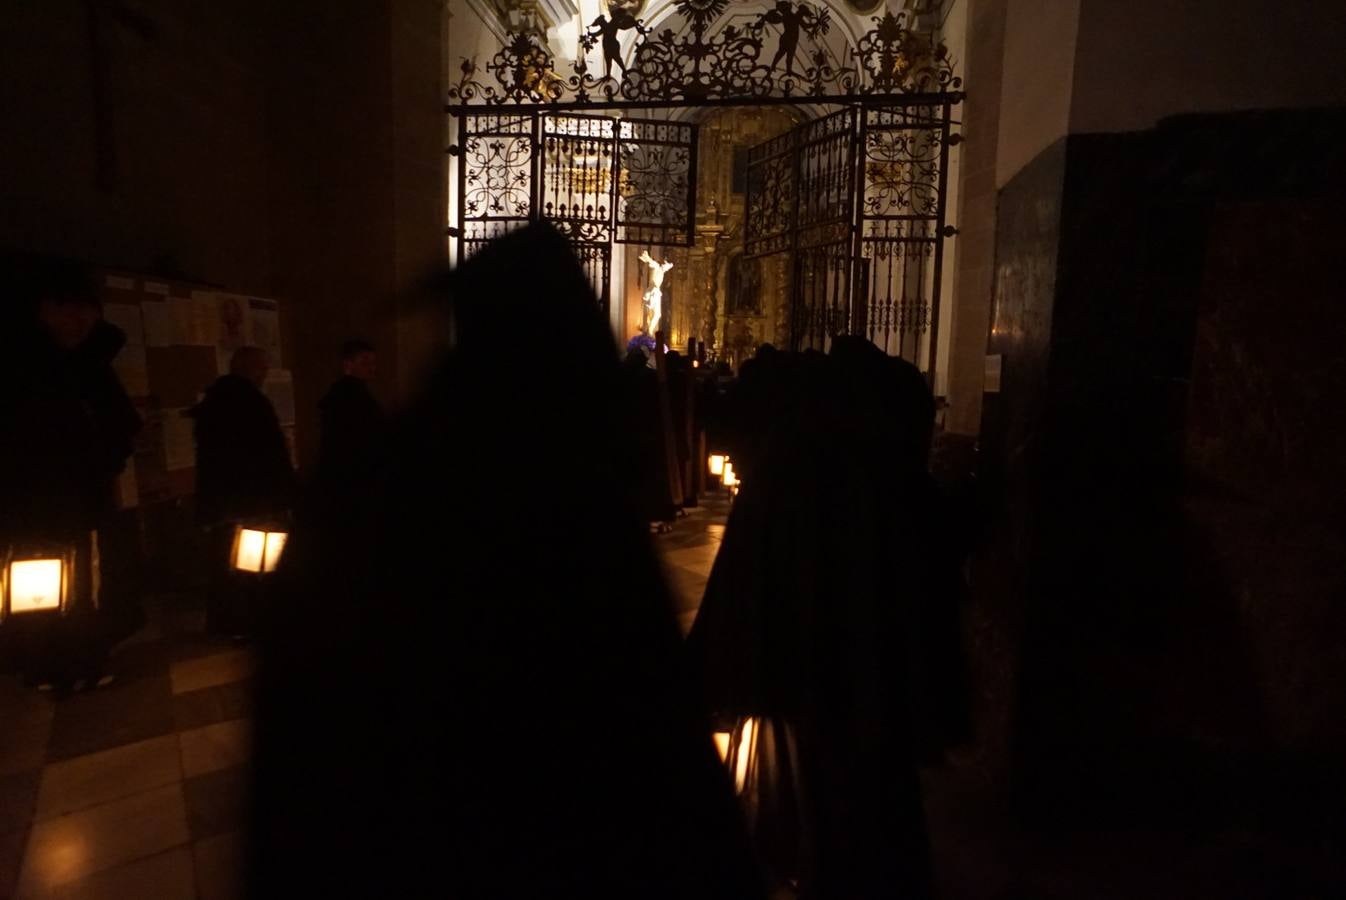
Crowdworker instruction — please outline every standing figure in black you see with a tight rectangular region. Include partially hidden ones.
[689,337,968,899]
[190,346,295,638]
[0,259,141,692]
[315,339,386,494]
[249,224,765,899]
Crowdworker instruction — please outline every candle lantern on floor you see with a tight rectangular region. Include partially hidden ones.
[712,717,759,794]
[1,536,94,624]
[230,524,289,574]
[721,462,737,490]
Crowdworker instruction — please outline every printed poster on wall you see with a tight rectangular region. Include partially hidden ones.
[112,344,150,396]
[215,292,253,374]
[169,294,218,347]
[104,302,150,396]
[263,369,296,426]
[141,297,178,347]
[161,408,196,472]
[249,297,281,364]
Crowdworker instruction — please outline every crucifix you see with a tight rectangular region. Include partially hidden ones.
[639,250,674,338]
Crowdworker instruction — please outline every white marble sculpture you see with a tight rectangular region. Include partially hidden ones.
[639,250,675,338]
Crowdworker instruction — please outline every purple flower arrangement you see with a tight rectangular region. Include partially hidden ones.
[626,333,656,354]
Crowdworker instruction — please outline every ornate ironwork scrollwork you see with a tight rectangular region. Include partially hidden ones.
[448,1,959,108]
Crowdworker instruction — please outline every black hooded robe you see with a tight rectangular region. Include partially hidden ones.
[249,224,765,899]
[0,319,141,682]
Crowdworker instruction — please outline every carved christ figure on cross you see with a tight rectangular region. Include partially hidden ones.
[639,250,674,338]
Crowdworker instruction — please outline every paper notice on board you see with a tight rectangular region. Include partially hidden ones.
[249,298,281,363]
[162,408,196,471]
[103,303,144,346]
[141,298,177,347]
[215,292,253,352]
[115,464,139,510]
[169,295,219,346]
[263,369,296,426]
[112,344,150,396]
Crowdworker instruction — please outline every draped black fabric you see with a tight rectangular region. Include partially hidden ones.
[189,374,296,526]
[688,338,967,899]
[250,223,763,899]
[0,317,141,680]
[622,350,678,524]
[316,374,387,488]
[0,320,139,539]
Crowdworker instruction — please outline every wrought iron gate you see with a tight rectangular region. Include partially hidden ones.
[744,98,956,377]
[453,111,696,313]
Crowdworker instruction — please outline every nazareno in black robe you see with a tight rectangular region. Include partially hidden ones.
[687,337,967,899]
[248,223,764,900]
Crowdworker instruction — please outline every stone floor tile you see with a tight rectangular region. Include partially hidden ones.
[178,720,252,779]
[172,680,254,733]
[193,831,244,900]
[36,735,181,820]
[0,681,55,777]
[0,826,28,900]
[16,784,189,894]
[169,650,255,696]
[38,846,194,900]
[183,766,249,842]
[46,675,174,763]
[0,770,41,834]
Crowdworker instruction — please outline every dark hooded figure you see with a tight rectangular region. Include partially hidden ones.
[622,345,678,525]
[688,336,967,899]
[315,338,387,491]
[189,346,296,636]
[249,223,764,899]
[0,259,141,690]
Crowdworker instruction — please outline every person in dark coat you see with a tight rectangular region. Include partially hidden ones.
[687,337,968,899]
[189,346,296,637]
[0,260,141,691]
[249,223,765,900]
[315,339,386,490]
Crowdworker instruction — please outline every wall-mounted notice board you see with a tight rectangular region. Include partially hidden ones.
[98,272,294,509]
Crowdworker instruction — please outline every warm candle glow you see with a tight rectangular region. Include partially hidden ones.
[263,532,287,573]
[232,526,288,574]
[708,454,726,476]
[713,732,731,763]
[234,529,267,573]
[712,719,758,793]
[733,718,755,791]
[9,559,63,614]
[722,462,737,488]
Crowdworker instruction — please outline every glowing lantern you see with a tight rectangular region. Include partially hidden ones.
[1,543,77,623]
[712,718,759,794]
[708,454,726,477]
[721,462,737,489]
[231,526,288,574]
